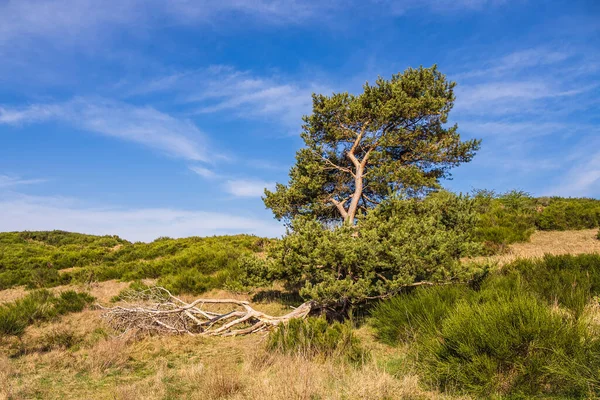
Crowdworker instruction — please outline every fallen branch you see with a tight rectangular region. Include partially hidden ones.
[97,287,314,337]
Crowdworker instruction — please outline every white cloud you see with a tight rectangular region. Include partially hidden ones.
[0,0,508,48]
[0,98,209,161]
[129,65,329,131]
[0,0,332,48]
[189,165,219,179]
[0,175,46,188]
[382,0,509,14]
[224,179,275,197]
[0,193,284,242]
[545,149,600,198]
[454,48,571,80]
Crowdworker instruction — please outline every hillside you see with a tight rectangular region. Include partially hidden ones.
[1,224,600,398]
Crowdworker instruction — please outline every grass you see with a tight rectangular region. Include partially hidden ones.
[267,316,370,364]
[2,228,600,399]
[0,231,271,291]
[0,289,94,337]
[372,253,600,398]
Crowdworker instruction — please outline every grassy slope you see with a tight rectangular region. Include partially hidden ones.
[1,229,600,399]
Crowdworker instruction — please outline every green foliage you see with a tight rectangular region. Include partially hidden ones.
[370,285,472,346]
[267,316,368,363]
[471,193,600,253]
[0,289,94,337]
[422,293,598,397]
[0,231,270,292]
[597,227,600,240]
[254,191,483,305]
[157,269,230,295]
[472,190,538,253]
[499,254,600,317]
[536,197,600,230]
[371,254,600,397]
[264,65,480,223]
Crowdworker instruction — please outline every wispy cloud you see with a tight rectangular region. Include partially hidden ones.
[0,0,512,48]
[0,175,46,188]
[129,65,330,131]
[0,192,283,241]
[0,98,209,161]
[454,48,572,80]
[224,179,275,198]
[382,0,510,15]
[189,165,219,179]
[546,150,600,197]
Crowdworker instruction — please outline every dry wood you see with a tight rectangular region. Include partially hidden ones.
[97,287,314,337]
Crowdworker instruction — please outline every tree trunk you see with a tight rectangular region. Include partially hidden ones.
[345,166,363,225]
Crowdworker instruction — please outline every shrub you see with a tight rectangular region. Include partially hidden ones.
[267,316,368,363]
[370,285,472,346]
[0,231,266,291]
[53,290,95,314]
[500,254,600,317]
[421,293,599,397]
[472,190,537,253]
[258,190,483,305]
[0,290,94,337]
[597,228,600,240]
[157,269,230,295]
[536,198,600,231]
[371,254,600,397]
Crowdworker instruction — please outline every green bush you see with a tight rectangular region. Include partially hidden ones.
[371,254,600,397]
[0,231,268,291]
[267,316,368,363]
[370,285,472,346]
[421,293,599,397]
[0,289,94,337]
[596,228,600,240]
[499,254,600,317]
[472,190,537,253]
[254,190,483,305]
[536,198,600,230]
[157,269,231,295]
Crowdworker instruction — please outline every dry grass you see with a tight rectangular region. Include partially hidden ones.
[2,229,599,399]
[468,229,600,265]
[0,286,28,304]
[0,314,452,400]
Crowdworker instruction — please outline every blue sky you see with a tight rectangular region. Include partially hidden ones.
[0,0,598,241]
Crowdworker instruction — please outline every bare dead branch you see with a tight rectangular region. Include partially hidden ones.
[97,287,314,337]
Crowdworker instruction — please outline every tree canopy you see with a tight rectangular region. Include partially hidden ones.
[264,65,481,224]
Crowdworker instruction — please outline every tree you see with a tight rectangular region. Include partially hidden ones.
[264,66,481,225]
[243,191,484,307]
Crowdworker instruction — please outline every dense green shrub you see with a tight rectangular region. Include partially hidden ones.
[370,285,472,345]
[499,254,600,317]
[371,254,600,397]
[157,269,230,295]
[422,293,599,397]
[0,231,269,291]
[249,190,483,305]
[536,198,600,230]
[0,289,95,337]
[472,190,538,253]
[267,316,368,363]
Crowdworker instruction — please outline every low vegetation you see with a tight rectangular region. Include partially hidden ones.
[2,66,600,398]
[371,254,600,398]
[0,289,94,337]
[0,231,269,292]
[267,316,369,363]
